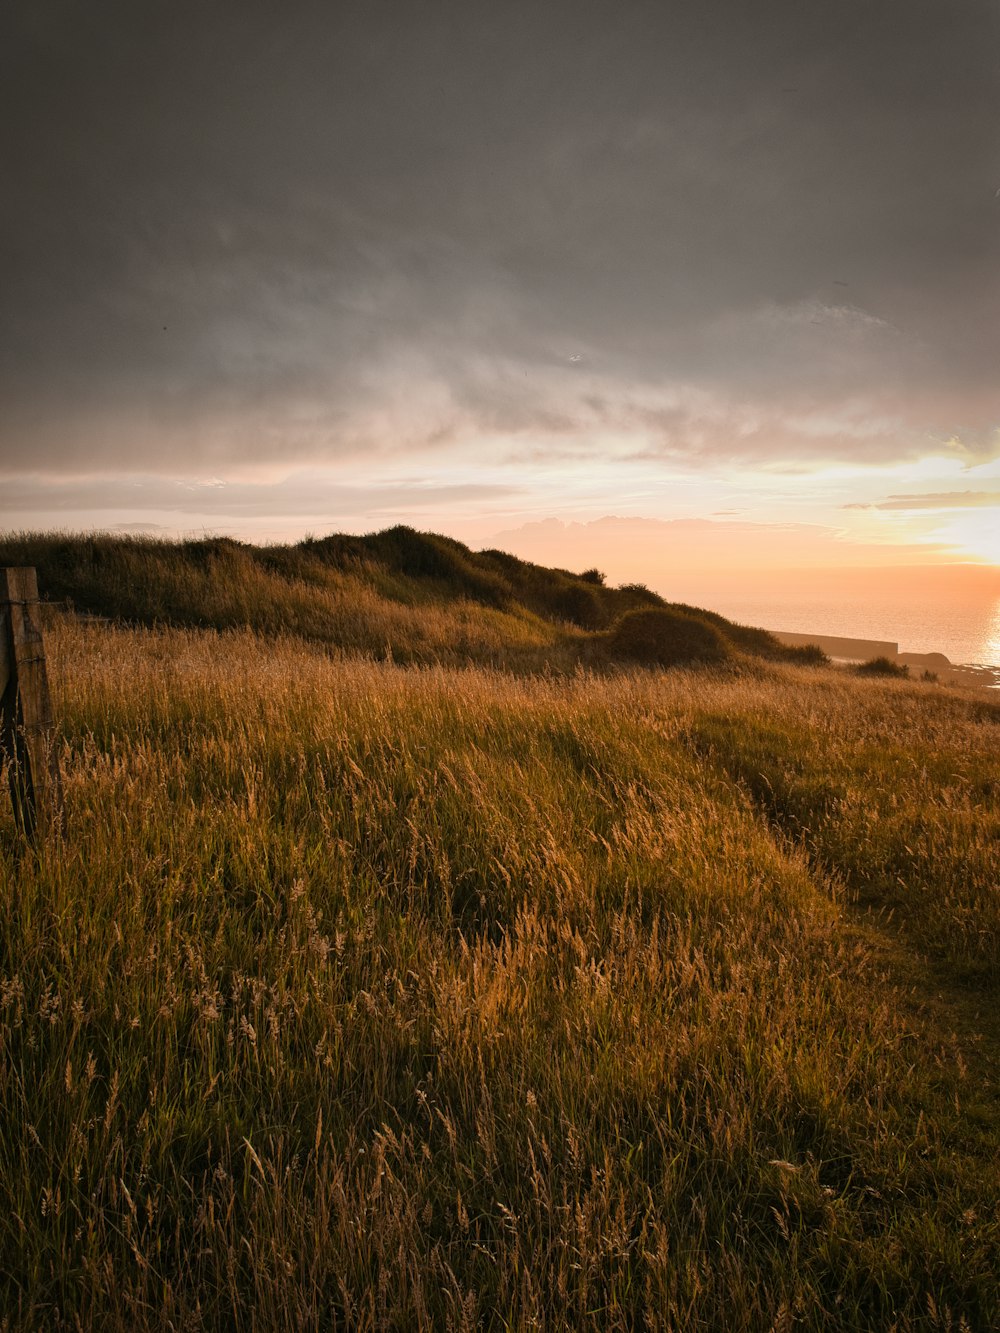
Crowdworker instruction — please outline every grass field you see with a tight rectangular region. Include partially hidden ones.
[1,609,998,1330]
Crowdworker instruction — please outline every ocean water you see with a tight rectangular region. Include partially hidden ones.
[709,590,1000,668]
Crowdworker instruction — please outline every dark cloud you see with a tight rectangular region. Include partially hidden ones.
[2,0,998,476]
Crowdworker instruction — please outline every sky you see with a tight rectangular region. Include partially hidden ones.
[3,0,1000,623]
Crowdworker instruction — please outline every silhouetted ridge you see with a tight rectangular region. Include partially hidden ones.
[0,528,825,671]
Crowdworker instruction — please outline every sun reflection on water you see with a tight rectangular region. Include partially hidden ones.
[986,599,1000,666]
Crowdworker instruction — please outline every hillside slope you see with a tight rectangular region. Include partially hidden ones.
[0,528,823,671]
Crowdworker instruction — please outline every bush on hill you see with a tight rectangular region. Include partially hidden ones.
[782,641,829,665]
[474,549,611,628]
[543,579,605,629]
[664,603,826,665]
[857,655,909,678]
[604,606,732,668]
[578,567,606,585]
[612,582,667,616]
[364,526,514,609]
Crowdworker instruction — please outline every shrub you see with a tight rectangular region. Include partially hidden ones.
[613,582,666,614]
[784,642,829,666]
[856,656,909,678]
[364,527,512,608]
[544,580,605,629]
[604,607,732,668]
[578,567,606,586]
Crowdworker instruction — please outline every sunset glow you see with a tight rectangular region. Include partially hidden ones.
[4,9,1000,1321]
[2,1,999,662]
[930,511,1000,566]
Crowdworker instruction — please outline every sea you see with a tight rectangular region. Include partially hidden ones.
[708,590,1000,670]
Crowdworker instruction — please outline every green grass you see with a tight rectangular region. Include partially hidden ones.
[1,615,997,1330]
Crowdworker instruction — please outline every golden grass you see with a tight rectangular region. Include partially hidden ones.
[0,617,997,1329]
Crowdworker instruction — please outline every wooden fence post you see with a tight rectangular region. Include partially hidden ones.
[1,568,63,843]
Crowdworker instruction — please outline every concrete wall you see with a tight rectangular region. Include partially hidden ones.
[770,630,898,662]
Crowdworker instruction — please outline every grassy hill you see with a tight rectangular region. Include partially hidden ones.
[2,533,999,1329]
[0,528,824,672]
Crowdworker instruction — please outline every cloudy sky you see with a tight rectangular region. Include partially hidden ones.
[3,0,1000,579]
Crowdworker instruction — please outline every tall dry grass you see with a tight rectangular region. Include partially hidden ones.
[0,533,570,670]
[0,617,997,1329]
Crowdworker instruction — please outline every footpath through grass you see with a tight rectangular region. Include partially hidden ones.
[0,618,997,1330]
